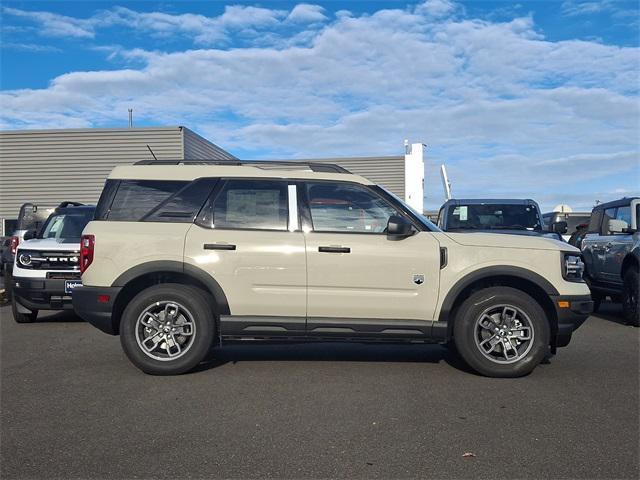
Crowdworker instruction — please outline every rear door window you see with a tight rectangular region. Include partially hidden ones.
[198,180,289,231]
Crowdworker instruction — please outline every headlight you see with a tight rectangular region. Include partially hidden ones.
[562,253,585,282]
[18,252,32,266]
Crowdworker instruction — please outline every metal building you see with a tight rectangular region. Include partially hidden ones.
[0,126,424,235]
[308,143,425,213]
[0,126,235,235]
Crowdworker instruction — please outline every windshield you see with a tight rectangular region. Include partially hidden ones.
[446,204,542,231]
[39,209,95,240]
[378,186,441,232]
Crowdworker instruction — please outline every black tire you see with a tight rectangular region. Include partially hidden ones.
[120,284,215,375]
[622,268,639,327]
[11,296,38,323]
[4,267,13,303]
[453,287,550,378]
[591,292,603,313]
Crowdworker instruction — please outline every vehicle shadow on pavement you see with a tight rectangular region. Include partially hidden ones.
[193,342,477,375]
[32,310,85,323]
[593,301,628,326]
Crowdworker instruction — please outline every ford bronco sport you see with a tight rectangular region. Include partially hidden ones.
[12,202,95,322]
[73,160,592,377]
[581,197,639,326]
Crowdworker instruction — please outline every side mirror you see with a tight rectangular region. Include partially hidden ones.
[551,221,568,234]
[23,229,37,241]
[608,218,628,234]
[387,215,414,240]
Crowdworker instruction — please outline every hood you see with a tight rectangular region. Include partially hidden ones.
[18,237,81,251]
[444,231,578,252]
[450,228,562,240]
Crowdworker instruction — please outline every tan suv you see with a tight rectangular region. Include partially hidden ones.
[73,160,592,377]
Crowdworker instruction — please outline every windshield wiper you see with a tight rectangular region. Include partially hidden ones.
[488,226,529,230]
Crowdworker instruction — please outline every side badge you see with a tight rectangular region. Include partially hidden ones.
[413,274,425,285]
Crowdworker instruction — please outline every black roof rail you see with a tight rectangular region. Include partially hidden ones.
[57,201,85,208]
[132,159,351,174]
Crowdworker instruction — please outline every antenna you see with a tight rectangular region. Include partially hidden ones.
[128,108,133,128]
[440,164,453,200]
[146,144,158,161]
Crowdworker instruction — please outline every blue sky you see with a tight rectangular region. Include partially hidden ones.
[1,0,638,210]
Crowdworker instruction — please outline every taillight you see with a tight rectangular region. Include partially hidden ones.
[80,234,95,273]
[9,236,19,255]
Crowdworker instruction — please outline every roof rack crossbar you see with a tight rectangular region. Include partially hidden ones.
[133,159,350,174]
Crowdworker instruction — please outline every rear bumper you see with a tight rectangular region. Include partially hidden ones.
[13,276,80,311]
[553,295,593,348]
[72,286,122,335]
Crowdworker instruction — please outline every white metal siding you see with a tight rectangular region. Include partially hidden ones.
[0,127,233,227]
[301,156,405,199]
[182,127,236,160]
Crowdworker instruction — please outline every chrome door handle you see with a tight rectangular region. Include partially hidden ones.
[204,243,236,251]
[318,246,351,253]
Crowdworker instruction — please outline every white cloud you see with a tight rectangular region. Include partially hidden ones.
[287,4,327,23]
[415,0,459,18]
[2,6,95,38]
[0,2,638,210]
[562,1,612,16]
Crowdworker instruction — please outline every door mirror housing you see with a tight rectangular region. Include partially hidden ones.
[607,218,628,234]
[551,221,568,235]
[387,215,414,240]
[23,229,37,241]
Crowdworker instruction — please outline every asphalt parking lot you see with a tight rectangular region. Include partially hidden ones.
[1,301,638,479]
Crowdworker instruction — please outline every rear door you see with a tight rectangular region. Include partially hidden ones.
[301,181,441,338]
[184,179,307,336]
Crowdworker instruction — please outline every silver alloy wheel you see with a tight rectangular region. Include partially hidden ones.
[474,304,535,364]
[135,301,196,361]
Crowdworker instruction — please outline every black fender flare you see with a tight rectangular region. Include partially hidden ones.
[437,265,559,325]
[112,260,231,315]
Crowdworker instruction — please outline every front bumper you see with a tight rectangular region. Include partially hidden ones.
[72,286,122,335]
[553,294,593,348]
[13,275,80,311]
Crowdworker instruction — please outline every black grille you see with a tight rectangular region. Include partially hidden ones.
[17,250,80,271]
[47,272,81,280]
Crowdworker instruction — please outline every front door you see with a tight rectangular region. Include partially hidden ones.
[301,181,441,338]
[601,204,633,285]
[184,179,307,336]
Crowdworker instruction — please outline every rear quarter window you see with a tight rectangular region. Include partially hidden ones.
[97,179,215,222]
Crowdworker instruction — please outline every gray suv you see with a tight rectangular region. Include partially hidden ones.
[581,197,639,326]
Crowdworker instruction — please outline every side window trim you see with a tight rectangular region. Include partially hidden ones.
[287,184,299,232]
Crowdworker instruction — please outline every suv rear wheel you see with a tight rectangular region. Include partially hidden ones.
[453,287,550,377]
[120,284,215,375]
[622,268,639,327]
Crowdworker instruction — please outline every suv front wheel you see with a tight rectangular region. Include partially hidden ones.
[453,287,550,377]
[120,284,215,375]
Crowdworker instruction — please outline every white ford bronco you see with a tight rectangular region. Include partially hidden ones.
[73,160,592,377]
